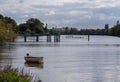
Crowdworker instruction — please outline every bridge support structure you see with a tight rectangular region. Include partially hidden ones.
[23,34,60,42]
[36,35,39,42]
[24,35,27,42]
[47,35,51,42]
[54,35,60,42]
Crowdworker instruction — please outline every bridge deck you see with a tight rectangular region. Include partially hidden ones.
[19,34,60,36]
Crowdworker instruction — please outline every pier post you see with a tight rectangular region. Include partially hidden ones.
[47,35,51,42]
[88,35,90,41]
[54,35,60,42]
[58,35,60,42]
[24,35,27,42]
[36,35,39,42]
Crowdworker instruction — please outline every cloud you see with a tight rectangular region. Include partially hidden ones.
[0,0,120,28]
[47,10,56,16]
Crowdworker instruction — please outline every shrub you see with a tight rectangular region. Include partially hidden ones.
[0,65,29,82]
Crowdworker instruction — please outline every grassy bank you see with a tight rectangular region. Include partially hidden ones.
[0,65,41,82]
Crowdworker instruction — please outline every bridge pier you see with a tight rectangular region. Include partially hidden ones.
[54,35,60,42]
[24,35,27,42]
[88,35,90,41]
[23,34,61,42]
[47,35,51,42]
[36,35,39,42]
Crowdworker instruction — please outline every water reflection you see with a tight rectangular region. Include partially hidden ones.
[6,42,60,47]
[24,62,43,68]
[0,35,120,82]
[0,45,14,65]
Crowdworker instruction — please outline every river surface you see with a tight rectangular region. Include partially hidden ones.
[0,35,120,82]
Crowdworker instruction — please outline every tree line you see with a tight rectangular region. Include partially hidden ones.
[18,18,48,34]
[0,14,17,42]
[0,13,120,42]
[50,21,120,36]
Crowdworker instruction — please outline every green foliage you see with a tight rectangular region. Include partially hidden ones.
[110,24,120,36]
[0,22,17,42]
[70,28,78,34]
[104,24,109,35]
[104,24,109,29]
[18,23,29,34]
[51,27,106,35]
[0,14,3,19]
[1,13,120,37]
[4,17,17,32]
[116,20,119,25]
[0,66,29,82]
[0,28,7,42]
[44,24,48,34]
[0,14,17,42]
[18,18,45,34]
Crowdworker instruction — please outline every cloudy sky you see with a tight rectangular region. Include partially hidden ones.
[0,0,120,28]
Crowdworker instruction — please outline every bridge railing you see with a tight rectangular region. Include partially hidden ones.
[19,34,60,36]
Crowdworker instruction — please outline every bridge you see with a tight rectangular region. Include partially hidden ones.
[19,34,61,42]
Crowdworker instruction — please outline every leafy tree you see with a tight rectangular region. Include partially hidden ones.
[0,14,3,19]
[26,28,31,34]
[44,24,48,32]
[26,18,44,34]
[18,23,29,34]
[64,27,70,34]
[104,24,109,35]
[18,18,46,34]
[116,20,119,25]
[0,27,7,42]
[110,24,120,36]
[104,24,109,29]
[70,28,78,34]
[4,17,17,32]
[0,14,17,42]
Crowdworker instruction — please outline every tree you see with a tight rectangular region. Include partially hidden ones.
[64,27,70,34]
[18,18,46,34]
[104,24,109,29]
[116,20,119,25]
[26,18,44,34]
[0,27,7,42]
[0,14,17,42]
[44,24,48,32]
[18,23,29,34]
[104,24,109,35]
[70,28,78,34]
[110,24,120,36]
[0,14,3,19]
[1,17,17,34]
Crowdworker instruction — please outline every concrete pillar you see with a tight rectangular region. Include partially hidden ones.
[36,35,39,42]
[88,35,90,41]
[54,35,60,42]
[24,35,27,42]
[47,35,51,42]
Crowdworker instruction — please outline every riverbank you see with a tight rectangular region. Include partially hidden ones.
[0,65,41,82]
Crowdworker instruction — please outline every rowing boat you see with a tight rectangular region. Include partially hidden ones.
[24,56,43,63]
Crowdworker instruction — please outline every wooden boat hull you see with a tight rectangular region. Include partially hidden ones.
[24,56,43,63]
[24,62,43,68]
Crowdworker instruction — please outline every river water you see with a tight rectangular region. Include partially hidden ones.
[0,35,120,82]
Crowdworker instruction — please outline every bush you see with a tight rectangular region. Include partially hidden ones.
[0,65,29,82]
[0,65,42,82]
